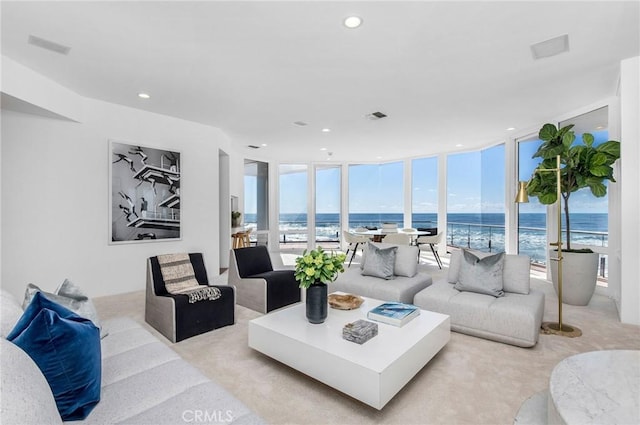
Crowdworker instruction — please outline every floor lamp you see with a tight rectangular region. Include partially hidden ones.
[516,155,582,337]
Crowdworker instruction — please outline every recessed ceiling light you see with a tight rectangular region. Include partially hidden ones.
[506,127,516,131]
[455,144,464,147]
[376,156,383,160]
[261,143,268,147]
[320,147,327,151]
[596,125,605,130]
[344,16,363,29]
[321,128,331,133]
[137,92,150,99]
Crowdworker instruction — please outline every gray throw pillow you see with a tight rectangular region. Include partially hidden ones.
[361,242,418,277]
[23,280,108,338]
[362,242,397,280]
[454,249,505,297]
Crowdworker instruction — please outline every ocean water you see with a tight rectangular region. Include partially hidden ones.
[245,212,608,265]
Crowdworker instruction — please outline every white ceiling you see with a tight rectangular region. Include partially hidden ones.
[1,1,638,162]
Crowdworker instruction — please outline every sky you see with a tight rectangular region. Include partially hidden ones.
[247,130,611,216]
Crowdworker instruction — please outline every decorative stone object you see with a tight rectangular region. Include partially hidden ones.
[342,319,378,344]
[328,293,364,310]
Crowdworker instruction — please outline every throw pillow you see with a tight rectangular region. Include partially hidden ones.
[0,338,63,424]
[454,249,505,297]
[22,280,107,338]
[7,292,102,421]
[361,242,397,280]
[360,242,418,278]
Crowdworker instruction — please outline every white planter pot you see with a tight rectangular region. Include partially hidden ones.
[549,250,599,306]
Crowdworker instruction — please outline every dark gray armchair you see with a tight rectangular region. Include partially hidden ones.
[145,253,235,343]
[228,246,301,313]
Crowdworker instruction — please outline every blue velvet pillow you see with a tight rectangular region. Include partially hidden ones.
[7,292,101,421]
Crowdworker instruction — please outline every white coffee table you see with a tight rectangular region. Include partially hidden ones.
[248,293,450,409]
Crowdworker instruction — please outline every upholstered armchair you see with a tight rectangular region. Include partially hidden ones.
[228,245,301,313]
[146,253,235,343]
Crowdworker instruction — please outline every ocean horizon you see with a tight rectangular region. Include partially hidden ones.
[244,212,608,266]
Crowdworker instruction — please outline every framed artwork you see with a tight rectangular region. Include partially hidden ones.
[109,140,181,244]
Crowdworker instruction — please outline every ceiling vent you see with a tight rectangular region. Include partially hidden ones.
[293,121,308,127]
[366,111,388,120]
[530,34,569,60]
[247,145,261,149]
[28,35,71,55]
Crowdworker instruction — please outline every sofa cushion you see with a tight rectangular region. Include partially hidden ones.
[503,254,531,294]
[7,292,101,421]
[23,280,107,338]
[361,242,418,278]
[454,249,505,297]
[0,289,23,338]
[332,266,432,304]
[362,242,397,280]
[413,281,545,347]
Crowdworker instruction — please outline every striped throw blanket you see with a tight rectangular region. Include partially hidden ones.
[157,253,221,303]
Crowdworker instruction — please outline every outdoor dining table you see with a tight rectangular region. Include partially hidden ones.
[354,229,432,243]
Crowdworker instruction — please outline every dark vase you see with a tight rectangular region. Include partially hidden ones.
[306,282,328,324]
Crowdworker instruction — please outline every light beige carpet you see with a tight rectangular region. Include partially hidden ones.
[94,254,640,425]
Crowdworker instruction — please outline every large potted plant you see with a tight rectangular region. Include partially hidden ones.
[295,247,346,324]
[525,123,620,305]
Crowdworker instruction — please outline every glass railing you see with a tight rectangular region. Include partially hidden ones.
[448,221,608,279]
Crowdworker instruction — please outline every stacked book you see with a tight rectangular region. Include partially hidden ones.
[367,302,420,327]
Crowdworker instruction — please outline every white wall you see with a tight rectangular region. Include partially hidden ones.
[620,56,640,325]
[1,61,235,299]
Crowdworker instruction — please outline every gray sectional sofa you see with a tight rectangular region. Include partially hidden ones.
[332,242,432,304]
[0,289,264,425]
[413,249,545,347]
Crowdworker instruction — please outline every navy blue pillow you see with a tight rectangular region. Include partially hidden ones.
[7,292,101,421]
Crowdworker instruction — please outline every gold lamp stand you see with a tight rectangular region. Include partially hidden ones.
[516,155,581,338]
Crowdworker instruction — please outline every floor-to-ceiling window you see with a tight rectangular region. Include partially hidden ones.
[244,159,269,246]
[411,157,438,230]
[315,165,341,249]
[278,164,307,251]
[447,144,505,252]
[517,135,546,266]
[348,162,404,230]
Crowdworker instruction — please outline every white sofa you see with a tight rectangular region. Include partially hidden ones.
[413,249,545,347]
[0,289,264,424]
[332,242,432,304]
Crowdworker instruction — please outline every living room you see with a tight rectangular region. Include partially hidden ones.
[1,1,639,424]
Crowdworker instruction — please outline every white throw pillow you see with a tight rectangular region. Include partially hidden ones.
[0,338,63,424]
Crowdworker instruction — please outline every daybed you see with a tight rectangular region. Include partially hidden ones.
[413,249,545,347]
[0,289,264,424]
[332,242,432,304]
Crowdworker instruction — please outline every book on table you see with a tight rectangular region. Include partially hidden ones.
[367,302,420,327]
